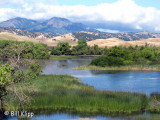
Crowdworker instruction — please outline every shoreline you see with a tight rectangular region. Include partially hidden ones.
[50,55,98,59]
[72,65,160,71]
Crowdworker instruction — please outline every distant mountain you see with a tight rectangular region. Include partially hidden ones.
[0,17,93,34]
[0,17,38,29]
[73,31,160,41]
[29,17,93,34]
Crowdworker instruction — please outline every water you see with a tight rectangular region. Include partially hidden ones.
[6,113,150,120]
[6,57,160,120]
[43,58,160,96]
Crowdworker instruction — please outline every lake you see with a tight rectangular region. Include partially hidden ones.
[6,57,160,120]
[43,57,160,96]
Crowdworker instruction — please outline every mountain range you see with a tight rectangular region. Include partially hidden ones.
[0,17,93,34]
[0,17,160,42]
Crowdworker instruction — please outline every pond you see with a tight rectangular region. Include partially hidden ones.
[6,57,160,120]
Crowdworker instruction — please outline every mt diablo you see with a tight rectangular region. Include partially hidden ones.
[0,17,160,47]
[0,17,92,34]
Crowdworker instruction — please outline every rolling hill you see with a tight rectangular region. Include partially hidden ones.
[0,31,78,47]
[87,38,160,48]
[0,32,38,43]
[73,31,160,41]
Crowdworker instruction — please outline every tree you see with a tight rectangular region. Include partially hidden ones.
[57,42,71,55]
[33,43,50,59]
[72,40,88,55]
[0,64,14,112]
[0,42,42,118]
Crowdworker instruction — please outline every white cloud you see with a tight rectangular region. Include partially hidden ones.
[0,0,160,32]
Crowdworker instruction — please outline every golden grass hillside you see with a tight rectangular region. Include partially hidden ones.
[45,33,78,46]
[87,38,160,48]
[87,38,125,48]
[1,32,160,48]
[0,32,78,47]
[0,32,38,43]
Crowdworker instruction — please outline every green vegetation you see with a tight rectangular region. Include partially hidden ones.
[0,39,103,59]
[147,94,160,113]
[0,62,42,117]
[50,55,82,59]
[51,40,104,55]
[6,75,147,115]
[73,65,160,71]
[89,45,160,70]
[0,40,50,59]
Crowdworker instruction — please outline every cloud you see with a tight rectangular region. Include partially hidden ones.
[0,0,160,32]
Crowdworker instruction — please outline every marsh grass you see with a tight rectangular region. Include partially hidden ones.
[50,55,98,60]
[50,55,80,59]
[6,75,147,115]
[133,115,160,120]
[147,94,160,113]
[73,65,160,71]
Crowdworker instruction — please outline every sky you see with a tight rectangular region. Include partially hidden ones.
[0,0,160,32]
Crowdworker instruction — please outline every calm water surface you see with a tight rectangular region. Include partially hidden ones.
[43,57,160,96]
[6,57,160,120]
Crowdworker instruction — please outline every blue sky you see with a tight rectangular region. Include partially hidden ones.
[0,0,160,32]
[57,0,160,10]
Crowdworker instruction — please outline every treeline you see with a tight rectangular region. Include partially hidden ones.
[91,45,160,67]
[0,40,104,59]
[0,40,50,59]
[51,40,104,55]
[2,39,160,64]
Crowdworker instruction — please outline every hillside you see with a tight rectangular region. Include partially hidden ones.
[1,17,160,41]
[1,31,160,48]
[0,32,38,43]
[87,38,125,48]
[0,17,93,34]
[0,27,57,38]
[73,31,160,41]
[0,31,78,47]
[87,38,160,48]
[44,33,78,46]
[1,27,160,47]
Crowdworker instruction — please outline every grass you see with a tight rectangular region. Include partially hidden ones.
[50,55,81,59]
[6,75,147,115]
[0,32,38,43]
[132,115,160,120]
[50,55,99,60]
[73,65,160,71]
[147,94,160,113]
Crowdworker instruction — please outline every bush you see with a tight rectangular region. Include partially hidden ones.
[90,56,124,67]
